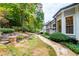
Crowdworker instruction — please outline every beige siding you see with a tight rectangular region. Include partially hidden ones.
[78,5,79,12]
[46,19,56,34]
[56,13,62,21]
[64,8,75,16]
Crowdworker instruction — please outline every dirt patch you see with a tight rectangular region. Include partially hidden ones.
[32,48,49,56]
[0,34,56,56]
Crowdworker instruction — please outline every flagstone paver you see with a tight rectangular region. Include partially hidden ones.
[36,34,76,56]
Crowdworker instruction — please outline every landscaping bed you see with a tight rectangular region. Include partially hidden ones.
[62,42,79,54]
[42,32,79,54]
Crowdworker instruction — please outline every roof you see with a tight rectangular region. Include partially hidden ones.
[45,3,79,26]
[53,3,79,18]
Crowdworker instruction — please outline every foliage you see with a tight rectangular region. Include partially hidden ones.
[0,4,20,27]
[16,35,25,40]
[64,43,79,54]
[0,7,9,28]
[35,11,44,32]
[12,26,28,32]
[49,32,69,42]
[45,32,79,54]
[68,37,78,44]
[42,32,50,39]
[43,32,50,36]
[0,28,15,33]
[0,18,9,28]
[12,26,22,32]
[0,3,44,32]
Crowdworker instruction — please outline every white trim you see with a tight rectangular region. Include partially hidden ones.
[66,34,75,35]
[73,14,76,35]
[61,12,66,34]
[74,5,79,39]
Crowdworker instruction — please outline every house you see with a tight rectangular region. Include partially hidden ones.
[53,3,79,40]
[45,19,56,34]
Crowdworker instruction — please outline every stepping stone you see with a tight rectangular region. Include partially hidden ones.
[0,41,9,44]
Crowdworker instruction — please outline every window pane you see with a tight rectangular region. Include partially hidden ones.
[66,16,73,34]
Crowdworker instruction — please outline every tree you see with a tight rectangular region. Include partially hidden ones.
[35,11,44,32]
[0,3,44,32]
[0,7,9,28]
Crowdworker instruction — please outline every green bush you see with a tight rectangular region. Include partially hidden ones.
[16,35,25,40]
[49,32,69,42]
[12,26,29,32]
[64,43,79,54]
[42,32,50,39]
[42,34,50,39]
[12,26,22,32]
[21,26,28,32]
[0,28,15,33]
[43,32,50,36]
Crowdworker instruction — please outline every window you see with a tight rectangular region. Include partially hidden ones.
[66,16,73,34]
[53,24,56,27]
[53,24,56,31]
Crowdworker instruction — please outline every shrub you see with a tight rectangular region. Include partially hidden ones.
[16,35,25,40]
[13,26,29,32]
[64,43,79,54]
[49,32,69,42]
[42,34,50,39]
[43,32,49,36]
[21,26,28,32]
[12,26,22,32]
[0,28,15,33]
[69,37,78,44]
[42,32,50,39]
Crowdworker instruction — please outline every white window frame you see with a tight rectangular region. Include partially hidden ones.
[65,14,75,35]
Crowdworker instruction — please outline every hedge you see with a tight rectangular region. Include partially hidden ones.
[0,28,15,33]
[64,43,79,54]
[49,32,70,42]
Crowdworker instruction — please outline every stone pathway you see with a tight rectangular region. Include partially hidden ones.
[36,34,76,56]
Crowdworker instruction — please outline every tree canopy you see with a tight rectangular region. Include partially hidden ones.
[0,3,44,32]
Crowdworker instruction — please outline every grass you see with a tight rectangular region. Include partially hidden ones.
[0,34,56,56]
[63,42,79,54]
[20,35,57,56]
